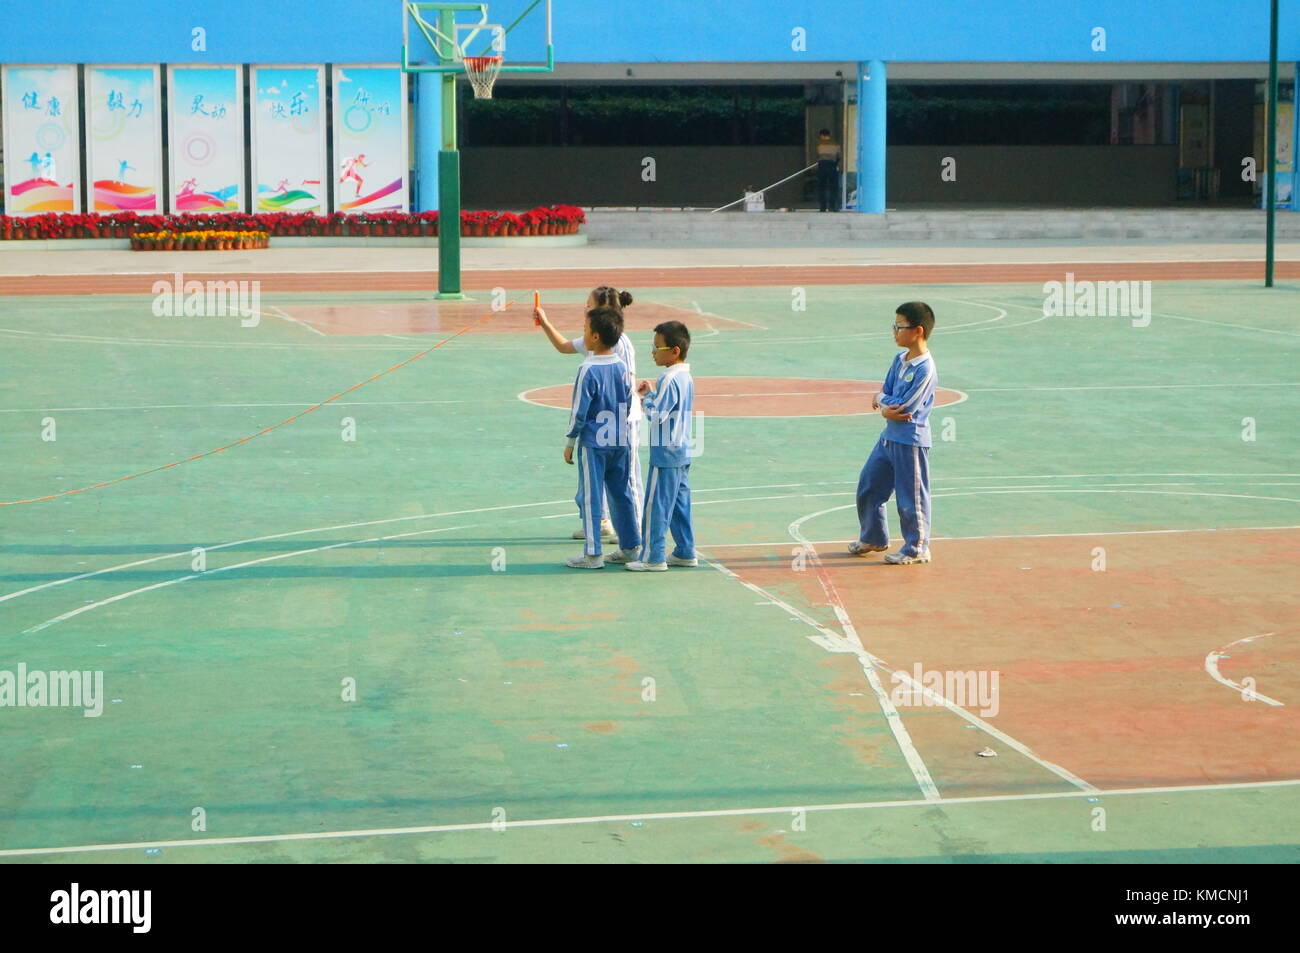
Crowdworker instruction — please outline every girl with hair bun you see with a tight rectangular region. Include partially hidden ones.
[535,286,644,541]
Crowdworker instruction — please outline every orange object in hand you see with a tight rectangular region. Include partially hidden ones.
[533,290,541,325]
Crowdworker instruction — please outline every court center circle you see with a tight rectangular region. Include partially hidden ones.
[520,377,968,418]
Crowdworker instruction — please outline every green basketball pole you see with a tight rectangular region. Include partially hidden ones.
[403,2,553,298]
[1264,0,1278,288]
[437,8,464,299]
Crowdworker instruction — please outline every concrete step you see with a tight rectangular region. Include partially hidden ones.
[582,209,1300,244]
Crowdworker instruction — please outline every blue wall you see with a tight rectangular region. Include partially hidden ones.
[1,1,1297,64]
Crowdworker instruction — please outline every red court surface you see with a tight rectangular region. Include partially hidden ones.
[4,259,1297,295]
[522,376,968,417]
[706,527,1300,793]
[273,300,747,335]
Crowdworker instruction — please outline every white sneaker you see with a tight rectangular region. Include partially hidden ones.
[602,548,639,564]
[848,541,889,556]
[884,550,931,565]
[565,553,605,569]
[571,519,617,540]
[625,561,668,572]
[667,554,698,567]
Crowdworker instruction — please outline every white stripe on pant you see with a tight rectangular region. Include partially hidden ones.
[638,466,660,563]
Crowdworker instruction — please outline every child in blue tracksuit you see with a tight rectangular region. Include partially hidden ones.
[850,301,938,565]
[564,306,642,569]
[627,321,696,572]
[535,285,643,543]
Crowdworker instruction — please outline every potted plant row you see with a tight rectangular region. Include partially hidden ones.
[130,230,270,251]
[1,206,586,241]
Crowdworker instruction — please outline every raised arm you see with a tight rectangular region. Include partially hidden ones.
[535,306,579,354]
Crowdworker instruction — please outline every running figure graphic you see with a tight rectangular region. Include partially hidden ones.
[338,154,369,197]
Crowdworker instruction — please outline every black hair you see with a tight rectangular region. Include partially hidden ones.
[590,286,634,311]
[818,128,831,137]
[587,306,623,348]
[654,320,691,359]
[895,301,936,339]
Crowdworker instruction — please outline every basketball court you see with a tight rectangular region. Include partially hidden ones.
[1,264,1297,863]
[1,0,1298,870]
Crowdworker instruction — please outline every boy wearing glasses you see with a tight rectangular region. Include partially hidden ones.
[626,321,696,572]
[849,302,938,565]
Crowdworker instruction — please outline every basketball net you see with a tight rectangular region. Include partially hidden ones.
[464,56,502,99]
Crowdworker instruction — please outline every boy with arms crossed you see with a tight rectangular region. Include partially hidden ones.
[849,301,938,565]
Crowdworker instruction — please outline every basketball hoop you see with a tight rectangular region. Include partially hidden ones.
[463,55,502,99]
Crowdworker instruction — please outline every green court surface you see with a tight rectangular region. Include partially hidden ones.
[1,279,1298,863]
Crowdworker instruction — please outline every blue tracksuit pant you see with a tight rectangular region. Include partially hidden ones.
[576,445,642,556]
[856,436,931,557]
[637,465,694,564]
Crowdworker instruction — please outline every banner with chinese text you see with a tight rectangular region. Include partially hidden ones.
[1,65,82,214]
[85,65,163,212]
[331,66,408,213]
[251,66,326,212]
[168,66,245,213]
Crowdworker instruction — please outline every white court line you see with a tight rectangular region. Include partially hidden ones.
[0,325,412,351]
[269,305,325,336]
[993,295,1300,340]
[709,525,1300,549]
[5,482,1294,851]
[1205,632,1287,707]
[0,400,470,413]
[0,480,889,610]
[0,497,588,609]
[936,472,1300,480]
[689,299,767,330]
[931,488,1300,505]
[965,382,1300,393]
[773,524,942,800]
[0,297,1004,353]
[783,509,1097,795]
[716,307,1040,347]
[11,256,1296,281]
[1154,311,1300,339]
[777,492,1300,547]
[516,377,969,414]
[6,478,1299,613]
[22,524,471,635]
[6,775,1293,859]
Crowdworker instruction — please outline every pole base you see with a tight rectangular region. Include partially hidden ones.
[434,292,468,300]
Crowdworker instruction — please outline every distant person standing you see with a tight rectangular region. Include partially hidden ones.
[816,128,841,212]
